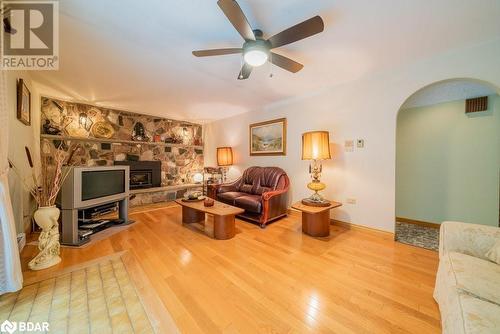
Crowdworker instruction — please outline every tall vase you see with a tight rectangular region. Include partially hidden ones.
[28,206,61,270]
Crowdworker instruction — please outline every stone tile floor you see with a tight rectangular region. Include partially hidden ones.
[395,222,439,251]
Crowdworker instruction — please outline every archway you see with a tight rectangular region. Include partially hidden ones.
[394,78,500,250]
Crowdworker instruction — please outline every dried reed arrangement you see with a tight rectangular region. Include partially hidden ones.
[9,141,81,207]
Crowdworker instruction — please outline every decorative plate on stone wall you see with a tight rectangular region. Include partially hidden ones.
[91,121,115,138]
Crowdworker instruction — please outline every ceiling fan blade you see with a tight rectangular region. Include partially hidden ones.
[192,48,242,57]
[237,63,252,80]
[217,0,255,41]
[270,53,304,73]
[267,15,324,49]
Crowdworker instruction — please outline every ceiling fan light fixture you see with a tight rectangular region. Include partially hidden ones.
[243,40,270,67]
[244,49,268,67]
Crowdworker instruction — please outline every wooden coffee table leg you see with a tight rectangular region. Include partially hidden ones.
[182,206,205,224]
[302,210,331,237]
[213,214,236,240]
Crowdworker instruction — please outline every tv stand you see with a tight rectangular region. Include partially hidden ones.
[61,197,130,246]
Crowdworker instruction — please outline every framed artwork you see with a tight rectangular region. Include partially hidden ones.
[249,118,287,156]
[17,79,31,125]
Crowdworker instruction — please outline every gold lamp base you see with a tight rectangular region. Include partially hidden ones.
[307,181,326,192]
[302,180,330,207]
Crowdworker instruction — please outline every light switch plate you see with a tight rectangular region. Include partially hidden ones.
[345,140,354,152]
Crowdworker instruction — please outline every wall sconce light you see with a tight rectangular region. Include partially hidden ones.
[78,112,93,131]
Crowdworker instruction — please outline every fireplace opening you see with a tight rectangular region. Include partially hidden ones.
[130,170,153,188]
[114,160,161,189]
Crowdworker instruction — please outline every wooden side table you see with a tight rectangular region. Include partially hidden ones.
[292,200,342,237]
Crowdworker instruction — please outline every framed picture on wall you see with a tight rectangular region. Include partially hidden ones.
[249,118,287,156]
[17,79,31,125]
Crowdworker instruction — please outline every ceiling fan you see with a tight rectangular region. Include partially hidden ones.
[192,0,324,80]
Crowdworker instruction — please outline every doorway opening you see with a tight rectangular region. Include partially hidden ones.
[395,79,500,250]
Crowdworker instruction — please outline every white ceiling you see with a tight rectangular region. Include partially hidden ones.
[30,0,500,123]
[402,80,498,109]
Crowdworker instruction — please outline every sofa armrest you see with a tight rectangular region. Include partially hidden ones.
[260,175,290,224]
[262,188,288,201]
[260,189,288,224]
[439,221,500,260]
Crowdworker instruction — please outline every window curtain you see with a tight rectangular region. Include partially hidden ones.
[0,70,23,294]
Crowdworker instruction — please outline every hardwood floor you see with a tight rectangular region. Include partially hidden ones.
[21,205,441,333]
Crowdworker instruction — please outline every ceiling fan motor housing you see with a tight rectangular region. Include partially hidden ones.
[243,39,270,53]
[252,29,264,39]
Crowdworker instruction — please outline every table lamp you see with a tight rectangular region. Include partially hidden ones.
[217,147,233,182]
[301,131,331,206]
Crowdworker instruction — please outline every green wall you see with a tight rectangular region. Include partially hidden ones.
[396,95,500,226]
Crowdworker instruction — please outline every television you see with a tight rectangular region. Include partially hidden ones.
[60,166,130,209]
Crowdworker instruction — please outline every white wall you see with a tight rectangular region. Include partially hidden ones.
[204,39,500,233]
[6,71,41,234]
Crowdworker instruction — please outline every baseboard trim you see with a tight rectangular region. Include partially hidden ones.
[288,208,394,236]
[396,217,440,229]
[331,219,394,236]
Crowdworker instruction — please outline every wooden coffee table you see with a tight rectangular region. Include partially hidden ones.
[175,199,244,240]
[292,200,342,237]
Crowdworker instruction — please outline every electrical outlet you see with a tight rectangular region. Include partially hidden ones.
[346,198,356,204]
[356,139,365,148]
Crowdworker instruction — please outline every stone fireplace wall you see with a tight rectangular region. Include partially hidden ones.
[40,97,204,186]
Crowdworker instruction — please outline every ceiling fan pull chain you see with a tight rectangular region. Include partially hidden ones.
[269,53,273,78]
[239,55,244,79]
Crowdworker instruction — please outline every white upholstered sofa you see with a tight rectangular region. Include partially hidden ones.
[434,221,500,334]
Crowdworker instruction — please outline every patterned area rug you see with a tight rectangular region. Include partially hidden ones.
[0,255,155,333]
[395,222,439,251]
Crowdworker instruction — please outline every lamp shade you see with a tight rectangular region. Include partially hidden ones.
[302,131,331,160]
[217,147,233,166]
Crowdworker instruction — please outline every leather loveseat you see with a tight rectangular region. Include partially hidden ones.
[208,166,290,228]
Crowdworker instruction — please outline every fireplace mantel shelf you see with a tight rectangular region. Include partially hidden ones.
[40,134,203,150]
[130,184,201,195]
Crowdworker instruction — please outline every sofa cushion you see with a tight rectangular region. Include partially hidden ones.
[237,167,262,194]
[217,192,247,205]
[240,184,254,193]
[434,252,500,334]
[235,195,262,214]
[448,252,500,305]
[458,292,500,334]
[254,167,286,195]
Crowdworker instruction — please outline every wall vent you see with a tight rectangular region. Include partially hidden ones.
[465,96,488,113]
